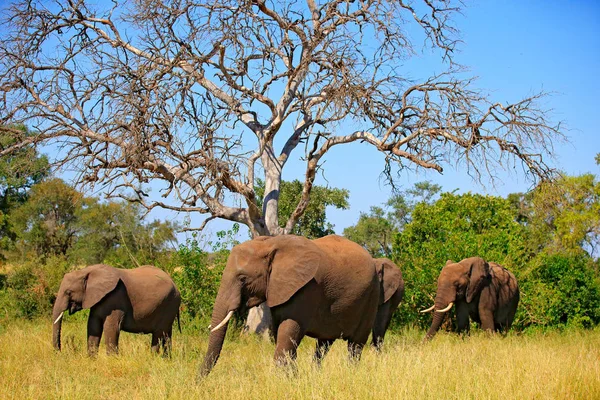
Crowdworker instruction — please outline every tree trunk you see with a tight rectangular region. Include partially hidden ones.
[244,302,272,340]
[244,147,279,337]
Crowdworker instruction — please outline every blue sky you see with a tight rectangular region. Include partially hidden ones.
[48,1,600,242]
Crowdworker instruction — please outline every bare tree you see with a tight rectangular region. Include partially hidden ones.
[0,0,563,239]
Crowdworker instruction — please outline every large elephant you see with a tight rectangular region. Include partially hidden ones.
[421,257,519,340]
[372,258,405,350]
[199,234,380,377]
[52,264,181,356]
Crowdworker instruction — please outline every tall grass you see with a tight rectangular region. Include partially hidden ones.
[0,319,598,399]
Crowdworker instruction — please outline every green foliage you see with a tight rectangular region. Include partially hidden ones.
[344,182,441,257]
[5,178,177,267]
[518,174,600,256]
[9,179,82,259]
[0,256,72,320]
[0,126,49,255]
[518,252,600,329]
[344,206,395,257]
[392,192,527,329]
[255,179,349,238]
[172,232,230,325]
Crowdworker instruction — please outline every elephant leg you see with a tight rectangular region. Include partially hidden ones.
[103,310,124,355]
[87,314,104,356]
[347,341,365,362]
[151,333,160,354]
[479,309,495,333]
[455,302,470,335]
[160,327,173,357]
[313,339,335,365]
[371,303,390,351]
[273,319,305,368]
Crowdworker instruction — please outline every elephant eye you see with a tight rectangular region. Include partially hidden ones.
[65,289,72,296]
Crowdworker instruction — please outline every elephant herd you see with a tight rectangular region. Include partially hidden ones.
[51,234,520,378]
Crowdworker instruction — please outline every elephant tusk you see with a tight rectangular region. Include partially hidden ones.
[435,302,454,313]
[53,311,64,325]
[207,324,212,330]
[420,305,435,313]
[210,310,234,333]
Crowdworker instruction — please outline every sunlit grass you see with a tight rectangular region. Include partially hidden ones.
[0,319,598,399]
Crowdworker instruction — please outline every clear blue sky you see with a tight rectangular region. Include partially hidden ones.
[50,1,600,242]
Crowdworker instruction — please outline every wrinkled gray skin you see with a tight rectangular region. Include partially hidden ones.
[52,264,181,356]
[372,258,405,350]
[425,257,520,341]
[199,235,380,377]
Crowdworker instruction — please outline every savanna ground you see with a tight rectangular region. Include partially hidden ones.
[0,319,598,399]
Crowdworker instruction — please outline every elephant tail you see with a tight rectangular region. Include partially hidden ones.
[177,310,182,334]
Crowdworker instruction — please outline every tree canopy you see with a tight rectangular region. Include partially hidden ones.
[0,0,563,238]
[255,179,348,238]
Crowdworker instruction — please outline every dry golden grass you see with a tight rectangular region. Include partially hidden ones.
[0,319,598,399]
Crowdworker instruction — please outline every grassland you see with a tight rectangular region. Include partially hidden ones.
[0,319,598,399]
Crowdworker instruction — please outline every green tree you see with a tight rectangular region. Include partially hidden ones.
[9,179,82,259]
[510,174,600,257]
[0,126,49,253]
[519,252,600,329]
[255,179,348,239]
[344,182,441,257]
[70,200,178,268]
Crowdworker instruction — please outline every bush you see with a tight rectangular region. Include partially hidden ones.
[1,256,72,319]
[517,252,600,330]
[171,234,227,324]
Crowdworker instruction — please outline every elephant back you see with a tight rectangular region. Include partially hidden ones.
[122,265,180,319]
[312,235,379,309]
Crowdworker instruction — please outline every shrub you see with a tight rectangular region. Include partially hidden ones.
[171,234,226,324]
[517,252,600,330]
[1,256,71,319]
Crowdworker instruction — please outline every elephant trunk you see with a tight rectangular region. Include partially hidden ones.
[198,278,241,378]
[424,291,454,341]
[52,295,68,351]
[425,308,447,341]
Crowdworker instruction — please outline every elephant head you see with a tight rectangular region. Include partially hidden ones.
[199,235,322,377]
[52,264,120,350]
[422,257,490,340]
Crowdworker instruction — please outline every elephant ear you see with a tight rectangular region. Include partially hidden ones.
[378,258,402,304]
[465,257,491,303]
[266,236,320,308]
[82,265,121,309]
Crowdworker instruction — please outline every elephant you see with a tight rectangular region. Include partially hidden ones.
[52,264,181,356]
[199,234,380,377]
[421,257,519,340]
[372,258,405,350]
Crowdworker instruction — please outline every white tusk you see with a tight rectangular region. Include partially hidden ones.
[210,310,234,333]
[53,311,64,325]
[420,305,435,313]
[207,324,212,330]
[435,302,454,313]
